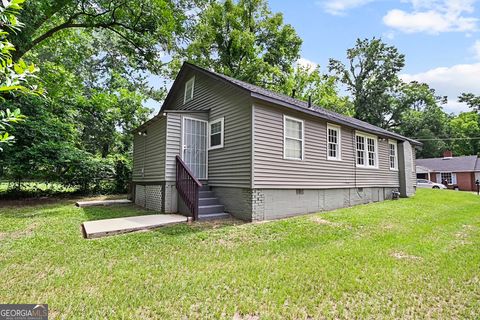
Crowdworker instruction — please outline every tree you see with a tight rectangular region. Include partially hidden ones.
[329,38,405,128]
[0,0,41,147]
[11,0,194,70]
[459,93,480,112]
[281,64,353,115]
[181,0,302,90]
[393,82,451,158]
[449,112,480,156]
[396,104,451,158]
[389,81,447,129]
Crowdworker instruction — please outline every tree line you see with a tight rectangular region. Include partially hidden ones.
[1,0,479,194]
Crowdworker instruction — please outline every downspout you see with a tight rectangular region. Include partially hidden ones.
[143,131,147,207]
[352,131,357,188]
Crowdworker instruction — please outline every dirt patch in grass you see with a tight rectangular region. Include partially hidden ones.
[0,223,38,240]
[233,313,260,320]
[390,251,422,261]
[310,216,341,227]
[195,218,245,229]
[450,224,477,248]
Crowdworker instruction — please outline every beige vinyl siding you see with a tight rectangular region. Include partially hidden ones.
[253,102,400,189]
[165,70,252,187]
[132,117,166,182]
[165,113,181,181]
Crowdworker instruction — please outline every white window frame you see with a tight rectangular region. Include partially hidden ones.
[440,172,457,185]
[327,123,341,161]
[388,139,398,171]
[355,131,378,169]
[283,115,304,161]
[208,117,224,150]
[183,76,195,104]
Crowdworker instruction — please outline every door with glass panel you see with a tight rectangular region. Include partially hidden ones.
[182,117,208,179]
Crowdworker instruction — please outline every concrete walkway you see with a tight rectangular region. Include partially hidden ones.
[82,214,188,239]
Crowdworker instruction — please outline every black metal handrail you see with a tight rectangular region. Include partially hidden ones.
[175,155,202,220]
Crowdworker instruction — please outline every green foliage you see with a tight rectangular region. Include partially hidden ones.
[329,38,406,128]
[0,0,41,147]
[392,82,451,158]
[1,93,134,193]
[58,148,114,192]
[281,64,353,115]
[181,0,302,90]
[0,108,24,148]
[11,0,193,69]
[0,0,39,94]
[0,0,162,192]
[459,93,480,112]
[449,111,480,156]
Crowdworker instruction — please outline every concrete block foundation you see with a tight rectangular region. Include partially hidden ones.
[133,183,398,222]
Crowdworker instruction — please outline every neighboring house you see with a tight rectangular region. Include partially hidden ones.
[132,62,420,221]
[416,150,480,191]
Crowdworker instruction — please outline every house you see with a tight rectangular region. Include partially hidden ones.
[416,151,480,191]
[132,62,420,221]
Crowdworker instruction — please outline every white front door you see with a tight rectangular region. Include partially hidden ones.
[182,117,208,179]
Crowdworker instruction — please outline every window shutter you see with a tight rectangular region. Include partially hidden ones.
[452,173,457,185]
[436,173,441,182]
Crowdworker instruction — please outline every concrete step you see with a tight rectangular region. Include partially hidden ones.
[199,204,225,214]
[199,190,215,198]
[199,197,220,206]
[198,212,230,221]
[199,185,210,191]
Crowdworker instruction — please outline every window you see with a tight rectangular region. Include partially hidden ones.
[327,124,341,160]
[356,135,365,166]
[367,137,376,167]
[208,117,224,150]
[440,172,456,185]
[356,132,377,168]
[284,115,304,160]
[183,77,195,103]
[389,140,398,170]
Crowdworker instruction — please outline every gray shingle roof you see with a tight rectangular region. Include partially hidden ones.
[184,62,421,146]
[416,155,479,172]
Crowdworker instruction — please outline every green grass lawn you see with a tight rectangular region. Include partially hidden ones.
[0,189,479,319]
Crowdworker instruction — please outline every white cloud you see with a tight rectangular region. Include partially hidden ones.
[383,0,478,34]
[401,63,480,113]
[473,40,480,59]
[317,0,375,15]
[296,57,319,73]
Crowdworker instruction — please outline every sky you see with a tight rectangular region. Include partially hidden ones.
[147,0,480,114]
[268,0,480,114]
